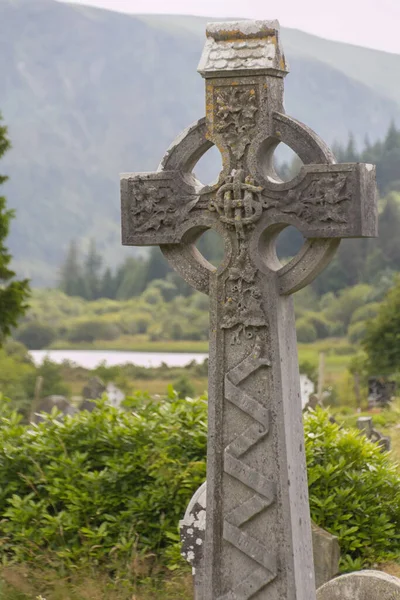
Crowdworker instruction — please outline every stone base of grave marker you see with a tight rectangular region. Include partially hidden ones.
[181,483,341,597]
[316,570,400,600]
[311,523,340,589]
[357,416,391,452]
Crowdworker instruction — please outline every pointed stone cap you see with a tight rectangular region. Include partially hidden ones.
[198,20,288,78]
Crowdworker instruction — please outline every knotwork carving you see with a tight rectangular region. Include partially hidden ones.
[220,338,276,599]
[215,87,258,159]
[210,169,264,240]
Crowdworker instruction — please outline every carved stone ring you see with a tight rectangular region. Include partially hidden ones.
[158,115,345,296]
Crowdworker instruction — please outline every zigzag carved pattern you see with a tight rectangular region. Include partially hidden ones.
[219,337,277,600]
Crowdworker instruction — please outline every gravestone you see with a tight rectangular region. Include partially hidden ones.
[33,395,78,423]
[357,415,391,452]
[82,376,106,401]
[121,19,377,600]
[300,374,315,409]
[368,376,396,408]
[106,382,125,409]
[317,570,400,600]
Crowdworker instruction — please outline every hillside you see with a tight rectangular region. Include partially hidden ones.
[139,14,400,106]
[1,0,400,285]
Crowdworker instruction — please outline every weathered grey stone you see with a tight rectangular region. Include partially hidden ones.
[356,416,374,437]
[317,570,400,600]
[106,382,125,408]
[82,376,106,400]
[34,395,77,422]
[368,376,396,408]
[79,399,96,412]
[311,522,340,589]
[121,19,378,600]
[180,484,340,595]
[180,482,207,600]
[357,416,391,452]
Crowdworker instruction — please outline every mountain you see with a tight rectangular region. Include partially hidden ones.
[1,0,400,285]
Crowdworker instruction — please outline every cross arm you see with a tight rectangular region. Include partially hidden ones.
[259,162,377,238]
[121,170,201,246]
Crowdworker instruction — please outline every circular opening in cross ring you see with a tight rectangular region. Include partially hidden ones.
[260,223,305,271]
[258,139,303,183]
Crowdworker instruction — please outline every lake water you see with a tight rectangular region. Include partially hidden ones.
[30,349,208,369]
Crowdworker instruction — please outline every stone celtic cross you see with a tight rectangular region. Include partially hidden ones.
[121,20,377,600]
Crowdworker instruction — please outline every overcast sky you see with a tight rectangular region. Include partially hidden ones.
[59,0,400,55]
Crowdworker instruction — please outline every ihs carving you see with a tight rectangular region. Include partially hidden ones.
[210,169,264,240]
[214,87,258,160]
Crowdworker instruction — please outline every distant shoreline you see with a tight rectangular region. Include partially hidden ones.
[49,339,209,353]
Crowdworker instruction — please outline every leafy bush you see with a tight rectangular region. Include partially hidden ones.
[173,376,195,399]
[350,302,380,324]
[347,320,367,344]
[0,393,207,573]
[305,409,400,568]
[296,318,317,343]
[324,284,372,329]
[0,396,398,576]
[305,312,333,339]
[23,358,71,400]
[120,313,153,335]
[66,319,120,343]
[363,276,400,373]
[16,322,56,350]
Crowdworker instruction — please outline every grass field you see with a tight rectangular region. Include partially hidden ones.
[61,338,355,398]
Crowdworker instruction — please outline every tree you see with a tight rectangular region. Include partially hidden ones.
[144,247,170,284]
[83,238,103,300]
[363,276,400,373]
[115,257,147,299]
[59,239,83,297]
[100,267,115,299]
[344,133,358,162]
[0,114,29,342]
[16,322,56,350]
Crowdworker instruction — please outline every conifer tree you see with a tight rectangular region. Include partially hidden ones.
[0,114,30,341]
[59,239,83,297]
[83,238,103,300]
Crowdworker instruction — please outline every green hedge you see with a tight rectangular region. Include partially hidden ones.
[305,409,400,570]
[0,393,206,573]
[0,397,398,575]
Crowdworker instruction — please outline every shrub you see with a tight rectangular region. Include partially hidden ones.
[15,322,56,350]
[299,359,317,384]
[305,312,333,339]
[305,408,400,568]
[23,358,70,399]
[296,318,317,343]
[120,313,152,335]
[67,319,120,343]
[0,397,398,575]
[347,321,367,344]
[324,284,372,329]
[173,375,195,399]
[0,393,207,573]
[363,276,400,372]
[350,302,380,325]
